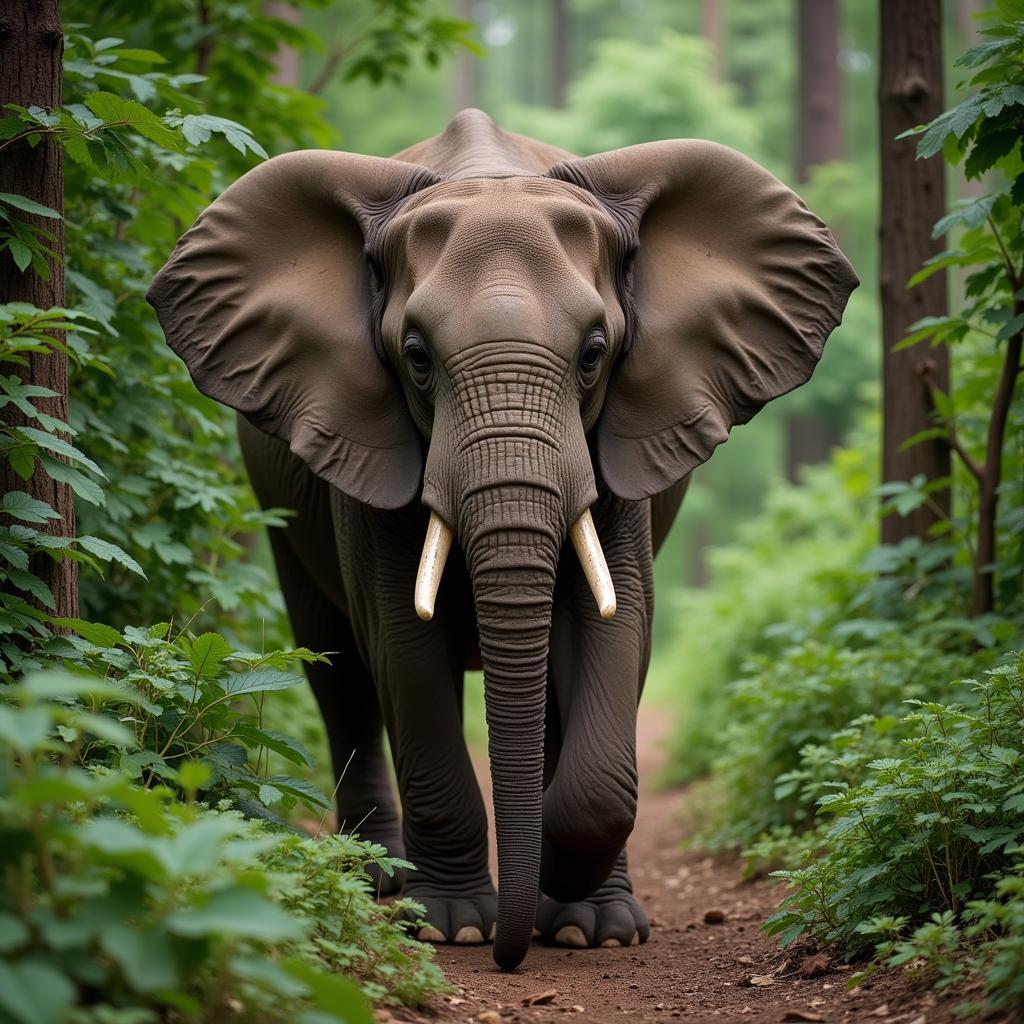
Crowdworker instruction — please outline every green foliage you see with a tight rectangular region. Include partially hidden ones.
[13,618,337,820]
[0,305,144,644]
[0,666,445,1023]
[765,656,1024,1016]
[893,1,1024,616]
[504,32,764,161]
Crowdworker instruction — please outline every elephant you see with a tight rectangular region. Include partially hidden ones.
[148,109,857,972]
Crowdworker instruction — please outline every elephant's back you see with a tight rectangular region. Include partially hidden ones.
[393,108,575,181]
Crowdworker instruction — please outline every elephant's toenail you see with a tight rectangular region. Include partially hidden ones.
[417,926,446,943]
[489,923,497,941]
[454,926,485,944]
[532,927,542,939]
[600,937,622,948]
[629,931,640,946]
[554,925,589,948]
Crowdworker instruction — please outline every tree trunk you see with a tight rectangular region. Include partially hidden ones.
[786,0,844,481]
[264,2,300,87]
[551,0,570,108]
[0,0,77,618]
[878,0,950,544]
[453,0,478,111]
[701,0,725,81]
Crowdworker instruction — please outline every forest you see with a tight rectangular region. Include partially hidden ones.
[0,0,1022,1021]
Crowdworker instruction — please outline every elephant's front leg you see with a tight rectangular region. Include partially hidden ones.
[338,501,495,945]
[382,633,497,945]
[539,493,654,948]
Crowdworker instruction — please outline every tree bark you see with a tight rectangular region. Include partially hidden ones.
[551,0,570,108]
[265,2,300,87]
[786,0,844,481]
[878,0,950,544]
[0,0,77,618]
[453,0,478,111]
[701,0,725,81]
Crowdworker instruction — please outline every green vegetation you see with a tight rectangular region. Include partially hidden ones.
[1,3,465,1018]
[0,656,443,1024]
[661,5,1024,1013]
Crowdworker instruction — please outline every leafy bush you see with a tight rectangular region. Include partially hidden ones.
[0,665,446,1023]
[765,655,1024,1016]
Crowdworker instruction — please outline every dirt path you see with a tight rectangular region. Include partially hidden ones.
[393,705,968,1024]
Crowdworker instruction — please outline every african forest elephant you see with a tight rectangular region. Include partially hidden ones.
[148,109,857,971]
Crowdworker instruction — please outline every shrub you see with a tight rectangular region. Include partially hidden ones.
[0,666,446,1024]
[765,654,1024,1015]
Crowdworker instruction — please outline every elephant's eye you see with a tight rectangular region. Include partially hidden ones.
[578,328,608,380]
[402,331,432,383]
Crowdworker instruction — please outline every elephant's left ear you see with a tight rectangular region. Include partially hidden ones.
[547,141,859,500]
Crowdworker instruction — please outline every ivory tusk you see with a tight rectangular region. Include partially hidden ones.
[570,508,616,620]
[414,511,453,621]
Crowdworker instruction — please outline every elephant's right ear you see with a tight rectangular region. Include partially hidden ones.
[147,150,439,509]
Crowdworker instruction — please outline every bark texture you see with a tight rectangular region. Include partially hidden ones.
[701,0,725,81]
[786,0,844,481]
[878,0,950,544]
[0,0,77,617]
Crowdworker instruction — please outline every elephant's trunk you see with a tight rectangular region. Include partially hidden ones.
[460,480,562,972]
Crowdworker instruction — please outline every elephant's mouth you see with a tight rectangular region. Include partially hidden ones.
[412,507,616,623]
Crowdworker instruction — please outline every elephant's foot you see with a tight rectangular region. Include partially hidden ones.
[403,880,498,945]
[536,860,649,949]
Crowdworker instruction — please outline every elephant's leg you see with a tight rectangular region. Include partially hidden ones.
[337,501,495,945]
[267,530,404,894]
[539,494,655,943]
[378,638,496,945]
[536,849,649,948]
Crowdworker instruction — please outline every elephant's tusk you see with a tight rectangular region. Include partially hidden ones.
[570,508,616,620]
[414,511,453,621]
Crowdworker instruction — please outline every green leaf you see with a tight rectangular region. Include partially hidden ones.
[0,913,29,953]
[0,960,75,1024]
[77,535,146,577]
[187,631,232,677]
[100,924,180,992]
[8,239,32,272]
[0,192,61,219]
[17,425,104,475]
[283,959,374,1024]
[1,491,60,523]
[54,617,123,648]
[268,775,332,810]
[38,453,106,506]
[6,567,55,608]
[165,886,307,942]
[220,669,304,697]
[236,725,314,767]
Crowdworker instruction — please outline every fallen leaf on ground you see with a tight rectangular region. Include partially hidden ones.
[782,1012,825,1022]
[736,955,754,965]
[570,1007,584,1014]
[869,1006,890,1017]
[704,909,726,924]
[522,990,558,1007]
[798,953,832,979]
[743,975,775,987]
[476,1012,501,1023]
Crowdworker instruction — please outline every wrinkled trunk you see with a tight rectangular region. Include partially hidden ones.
[461,481,561,970]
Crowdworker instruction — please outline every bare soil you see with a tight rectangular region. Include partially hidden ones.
[386,707,991,1024]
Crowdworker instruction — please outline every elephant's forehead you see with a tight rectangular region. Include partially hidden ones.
[389,177,617,283]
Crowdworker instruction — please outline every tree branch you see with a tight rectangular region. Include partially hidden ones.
[919,359,984,482]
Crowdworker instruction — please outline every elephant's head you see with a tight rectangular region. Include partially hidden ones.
[148,136,857,970]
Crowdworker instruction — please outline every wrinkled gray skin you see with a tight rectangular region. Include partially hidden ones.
[149,109,857,972]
